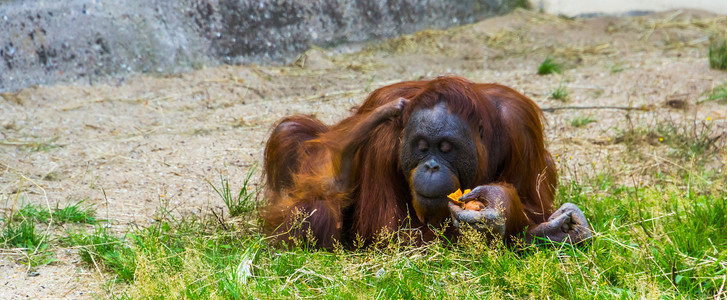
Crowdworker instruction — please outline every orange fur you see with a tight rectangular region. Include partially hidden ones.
[261,76,556,249]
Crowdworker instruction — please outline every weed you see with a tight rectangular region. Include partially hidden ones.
[19,137,62,152]
[616,115,722,163]
[13,200,97,224]
[64,226,136,282]
[709,36,727,70]
[208,166,261,218]
[700,84,727,103]
[0,220,56,266]
[1,221,43,249]
[570,115,596,127]
[2,198,97,266]
[537,57,562,75]
[610,62,625,74]
[53,201,97,223]
[551,83,569,101]
[654,117,722,159]
[14,204,51,223]
[29,142,60,152]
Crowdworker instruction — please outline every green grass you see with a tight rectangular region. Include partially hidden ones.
[610,62,625,74]
[0,199,97,267]
[17,137,62,152]
[207,166,261,218]
[63,226,137,282]
[1,220,43,249]
[570,115,596,127]
[12,200,97,224]
[537,57,563,75]
[1,218,57,266]
[700,84,727,104]
[2,130,725,298]
[63,157,722,298]
[67,176,723,299]
[709,37,727,70]
[551,83,569,101]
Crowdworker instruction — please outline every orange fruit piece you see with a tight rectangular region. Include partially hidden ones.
[463,201,485,211]
[448,189,484,210]
[448,188,471,206]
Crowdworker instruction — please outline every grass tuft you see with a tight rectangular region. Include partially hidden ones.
[64,226,136,282]
[701,84,727,104]
[537,57,563,75]
[609,62,625,74]
[551,83,569,101]
[654,118,722,159]
[0,219,56,266]
[571,115,596,127]
[208,167,261,218]
[1,221,43,249]
[12,200,97,224]
[615,115,723,164]
[709,36,727,70]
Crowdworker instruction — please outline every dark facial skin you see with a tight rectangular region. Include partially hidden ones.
[400,102,478,225]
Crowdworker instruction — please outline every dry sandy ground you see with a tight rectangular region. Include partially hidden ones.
[1,9,726,299]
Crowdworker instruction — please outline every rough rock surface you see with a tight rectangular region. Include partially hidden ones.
[0,0,525,92]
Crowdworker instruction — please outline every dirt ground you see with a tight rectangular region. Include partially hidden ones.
[1,9,726,299]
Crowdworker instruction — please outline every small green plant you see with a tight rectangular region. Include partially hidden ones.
[616,116,722,163]
[53,201,97,223]
[709,36,727,70]
[609,62,625,74]
[1,221,43,249]
[208,167,261,218]
[700,84,727,103]
[0,219,57,266]
[64,226,136,282]
[13,200,97,224]
[654,118,721,159]
[19,137,62,152]
[2,201,99,267]
[512,0,531,10]
[537,57,562,75]
[13,204,51,223]
[550,83,569,101]
[570,116,596,127]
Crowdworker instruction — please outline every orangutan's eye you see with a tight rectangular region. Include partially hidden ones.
[439,141,452,153]
[417,139,429,153]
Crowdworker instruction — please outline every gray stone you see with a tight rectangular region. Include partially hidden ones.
[0,0,527,92]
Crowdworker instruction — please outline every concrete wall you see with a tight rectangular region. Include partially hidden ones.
[0,0,527,92]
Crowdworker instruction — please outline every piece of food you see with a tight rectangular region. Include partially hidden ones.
[447,188,470,205]
[448,188,485,211]
[463,200,485,211]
